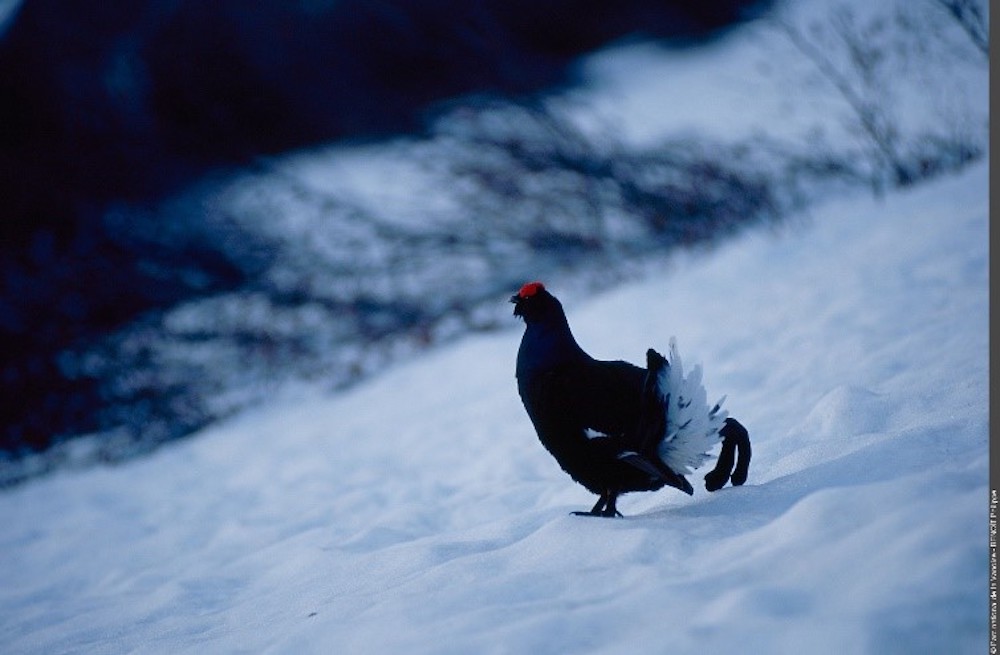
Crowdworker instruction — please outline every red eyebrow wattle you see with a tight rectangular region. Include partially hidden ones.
[518,281,545,298]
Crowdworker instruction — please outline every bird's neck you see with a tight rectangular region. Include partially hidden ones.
[516,312,589,380]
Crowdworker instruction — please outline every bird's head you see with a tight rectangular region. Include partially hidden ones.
[511,281,560,323]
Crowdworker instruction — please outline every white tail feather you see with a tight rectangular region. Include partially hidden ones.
[655,338,728,475]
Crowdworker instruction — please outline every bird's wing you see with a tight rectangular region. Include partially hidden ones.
[571,359,646,439]
[521,365,599,443]
[524,359,648,449]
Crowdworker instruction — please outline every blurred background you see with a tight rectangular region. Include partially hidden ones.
[0,0,986,484]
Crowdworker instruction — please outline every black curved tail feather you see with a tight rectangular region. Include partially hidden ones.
[634,348,669,454]
[704,417,751,492]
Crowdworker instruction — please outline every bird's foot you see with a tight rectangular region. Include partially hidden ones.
[572,492,623,517]
[570,510,623,518]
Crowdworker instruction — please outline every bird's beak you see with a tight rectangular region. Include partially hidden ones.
[511,294,525,318]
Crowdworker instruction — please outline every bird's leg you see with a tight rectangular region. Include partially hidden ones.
[600,490,623,518]
[571,490,623,518]
[572,492,609,516]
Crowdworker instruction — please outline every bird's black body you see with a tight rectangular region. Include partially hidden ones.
[512,281,750,517]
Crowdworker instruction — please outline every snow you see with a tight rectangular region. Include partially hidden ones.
[568,0,988,150]
[0,153,987,653]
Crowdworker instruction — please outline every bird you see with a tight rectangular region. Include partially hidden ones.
[512,281,751,517]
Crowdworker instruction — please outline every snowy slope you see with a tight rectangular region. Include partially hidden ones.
[0,158,987,653]
[570,0,988,150]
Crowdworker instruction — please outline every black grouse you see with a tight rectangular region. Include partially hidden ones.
[512,281,751,517]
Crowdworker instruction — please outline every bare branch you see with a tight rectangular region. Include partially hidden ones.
[934,0,989,57]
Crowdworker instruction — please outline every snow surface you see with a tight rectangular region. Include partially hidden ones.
[0,157,987,653]
[569,0,988,150]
